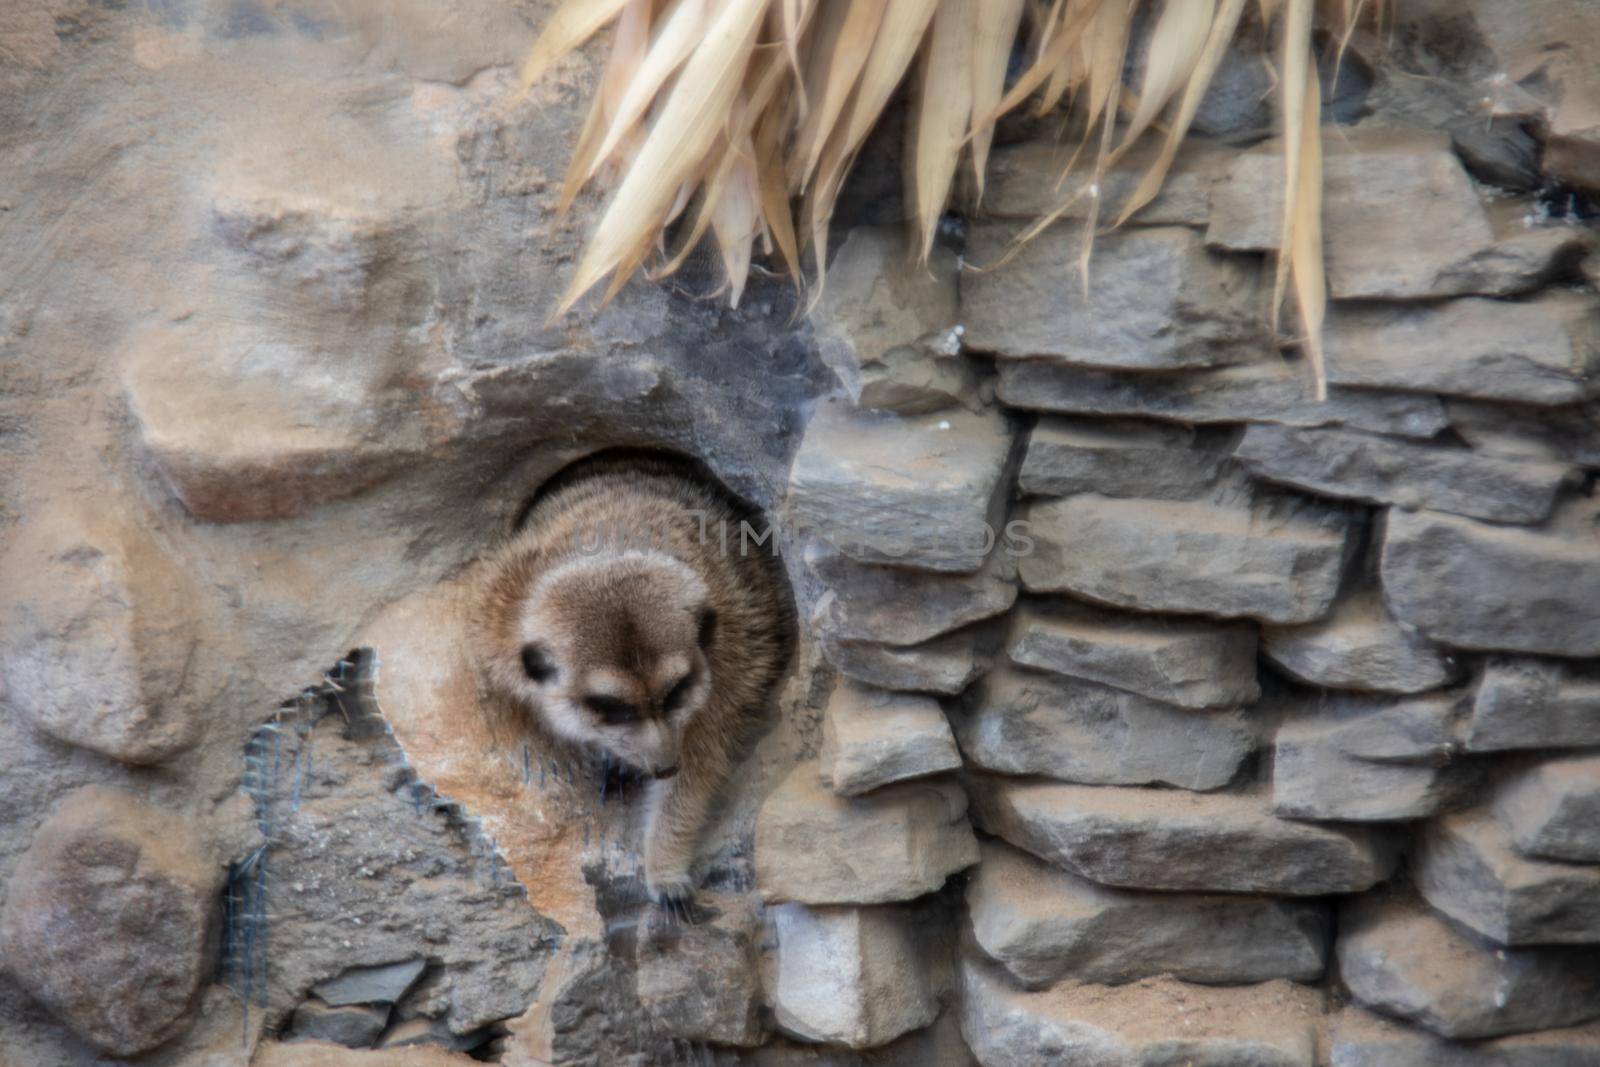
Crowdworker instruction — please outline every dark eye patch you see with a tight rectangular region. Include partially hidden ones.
[521,643,555,683]
[662,673,696,714]
[697,608,717,649]
[585,694,639,725]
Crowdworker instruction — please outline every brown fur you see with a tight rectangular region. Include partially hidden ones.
[468,453,792,913]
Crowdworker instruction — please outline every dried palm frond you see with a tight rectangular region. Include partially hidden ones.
[523,0,1390,393]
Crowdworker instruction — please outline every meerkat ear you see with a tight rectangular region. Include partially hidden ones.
[697,608,717,650]
[520,642,556,683]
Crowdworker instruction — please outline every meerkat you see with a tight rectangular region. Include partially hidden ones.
[470,452,792,919]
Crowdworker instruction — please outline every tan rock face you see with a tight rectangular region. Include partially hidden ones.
[0,502,216,765]
[0,787,222,1057]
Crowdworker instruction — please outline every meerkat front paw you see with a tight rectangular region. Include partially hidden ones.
[649,876,702,925]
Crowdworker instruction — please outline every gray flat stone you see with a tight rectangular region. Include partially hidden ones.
[1338,888,1600,1040]
[755,762,978,905]
[952,665,1255,791]
[964,225,1267,370]
[981,138,1221,226]
[967,840,1327,989]
[1263,588,1460,695]
[1018,493,1353,624]
[1325,295,1600,408]
[819,682,962,797]
[1415,809,1600,945]
[1272,693,1477,822]
[1209,130,1580,300]
[1447,400,1600,468]
[820,628,989,696]
[996,359,1450,439]
[1467,658,1600,752]
[806,539,1016,647]
[1329,1007,1600,1067]
[312,958,426,1007]
[1237,424,1572,524]
[1006,602,1259,710]
[1019,417,1235,501]
[772,904,938,1050]
[969,777,1396,895]
[287,1001,389,1048]
[786,398,1014,574]
[809,227,973,415]
[1381,507,1600,658]
[959,954,1320,1067]
[1495,754,1600,863]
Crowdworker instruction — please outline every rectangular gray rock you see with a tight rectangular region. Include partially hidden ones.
[1019,417,1235,501]
[754,763,978,905]
[1005,601,1260,710]
[1328,1006,1600,1067]
[1380,506,1600,658]
[807,227,969,416]
[819,682,962,797]
[967,840,1327,989]
[981,138,1221,226]
[960,954,1320,1067]
[1209,130,1583,300]
[1448,400,1600,469]
[952,665,1255,792]
[772,903,938,1050]
[785,398,1013,574]
[1237,423,1572,524]
[1494,754,1600,864]
[1263,587,1460,695]
[963,224,1267,370]
[805,540,1016,647]
[1415,809,1600,945]
[1017,493,1354,624]
[969,777,1397,895]
[1326,294,1600,408]
[1467,658,1600,752]
[1271,693,1478,822]
[996,359,1450,439]
[820,628,989,696]
[1339,887,1600,1040]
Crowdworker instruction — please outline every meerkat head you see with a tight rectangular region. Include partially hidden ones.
[505,550,716,779]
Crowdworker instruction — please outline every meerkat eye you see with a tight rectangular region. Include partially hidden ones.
[697,608,717,650]
[662,673,696,714]
[585,695,639,725]
[521,643,556,683]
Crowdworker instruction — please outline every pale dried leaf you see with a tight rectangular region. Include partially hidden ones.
[1289,45,1326,398]
[712,148,763,306]
[1112,0,1247,225]
[1273,0,1313,332]
[790,0,889,194]
[913,0,976,260]
[1124,0,1216,148]
[559,0,653,211]
[969,0,1028,197]
[587,0,708,181]
[520,0,634,90]
[556,0,767,314]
